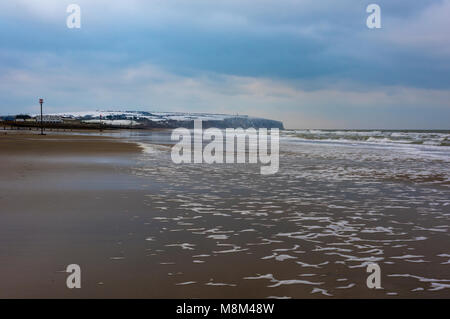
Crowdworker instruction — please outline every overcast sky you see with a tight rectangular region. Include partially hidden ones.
[1,0,449,128]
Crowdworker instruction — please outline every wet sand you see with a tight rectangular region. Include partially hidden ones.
[0,133,449,298]
[0,133,146,297]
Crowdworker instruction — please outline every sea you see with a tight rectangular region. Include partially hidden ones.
[109,128,450,297]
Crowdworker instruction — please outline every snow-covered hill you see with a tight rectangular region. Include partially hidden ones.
[45,110,284,129]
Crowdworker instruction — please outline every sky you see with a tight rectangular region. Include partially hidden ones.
[0,0,449,129]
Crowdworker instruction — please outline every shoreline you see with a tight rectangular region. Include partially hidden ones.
[0,132,449,298]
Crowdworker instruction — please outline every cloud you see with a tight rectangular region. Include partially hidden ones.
[0,1,449,128]
[386,0,450,56]
[1,51,448,129]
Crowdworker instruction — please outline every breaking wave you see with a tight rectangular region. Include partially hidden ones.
[283,129,450,147]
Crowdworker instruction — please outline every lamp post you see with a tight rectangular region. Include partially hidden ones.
[39,98,44,135]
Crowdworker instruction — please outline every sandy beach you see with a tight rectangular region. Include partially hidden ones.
[0,133,145,297]
[0,132,449,298]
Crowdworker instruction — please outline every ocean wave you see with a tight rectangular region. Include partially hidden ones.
[136,142,170,154]
[282,129,450,147]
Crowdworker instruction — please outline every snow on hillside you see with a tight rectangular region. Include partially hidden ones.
[82,119,139,126]
[36,110,284,129]
[47,110,244,122]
